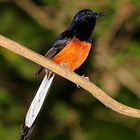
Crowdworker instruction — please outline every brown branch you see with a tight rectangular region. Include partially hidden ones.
[96,50,140,97]
[97,0,136,51]
[12,0,140,96]
[14,0,63,32]
[95,0,140,96]
[0,35,140,118]
[115,68,140,97]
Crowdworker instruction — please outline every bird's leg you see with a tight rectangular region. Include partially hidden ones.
[81,75,89,82]
[60,62,72,71]
[76,75,89,88]
[76,84,80,88]
[60,62,68,68]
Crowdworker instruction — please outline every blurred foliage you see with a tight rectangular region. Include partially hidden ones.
[0,0,140,140]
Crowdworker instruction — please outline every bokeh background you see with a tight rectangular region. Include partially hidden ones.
[0,0,140,140]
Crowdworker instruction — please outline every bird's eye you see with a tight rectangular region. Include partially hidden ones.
[87,13,91,17]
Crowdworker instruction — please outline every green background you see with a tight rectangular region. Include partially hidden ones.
[0,0,140,140]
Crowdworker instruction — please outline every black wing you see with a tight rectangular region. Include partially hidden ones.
[36,28,74,76]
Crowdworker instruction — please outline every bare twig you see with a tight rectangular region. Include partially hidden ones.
[14,0,63,32]
[12,0,140,96]
[97,0,136,50]
[114,68,140,97]
[96,50,140,97]
[95,0,140,96]
[0,35,140,118]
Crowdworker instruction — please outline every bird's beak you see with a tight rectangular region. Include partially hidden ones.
[95,12,105,18]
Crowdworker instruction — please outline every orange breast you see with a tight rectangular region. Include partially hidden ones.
[51,38,91,71]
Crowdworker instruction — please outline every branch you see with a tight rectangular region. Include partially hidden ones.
[96,50,140,97]
[12,0,140,96]
[95,0,140,96]
[0,35,140,118]
[14,0,64,32]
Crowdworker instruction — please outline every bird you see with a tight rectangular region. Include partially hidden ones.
[20,9,103,140]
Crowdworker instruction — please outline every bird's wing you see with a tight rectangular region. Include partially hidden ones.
[36,30,73,76]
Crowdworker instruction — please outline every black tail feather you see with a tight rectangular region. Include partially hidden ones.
[19,120,36,140]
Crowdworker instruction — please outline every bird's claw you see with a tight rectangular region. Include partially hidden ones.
[76,75,89,88]
[81,75,89,82]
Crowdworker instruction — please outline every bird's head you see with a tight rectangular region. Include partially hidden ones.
[69,9,104,41]
[72,9,103,26]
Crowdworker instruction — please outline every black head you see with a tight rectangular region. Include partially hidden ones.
[69,9,103,41]
[72,9,99,24]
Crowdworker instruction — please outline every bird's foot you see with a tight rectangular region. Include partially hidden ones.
[76,75,89,88]
[81,75,89,82]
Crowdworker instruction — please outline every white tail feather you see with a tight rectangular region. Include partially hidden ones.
[25,73,55,127]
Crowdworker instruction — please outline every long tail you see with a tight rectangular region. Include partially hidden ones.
[20,72,55,140]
